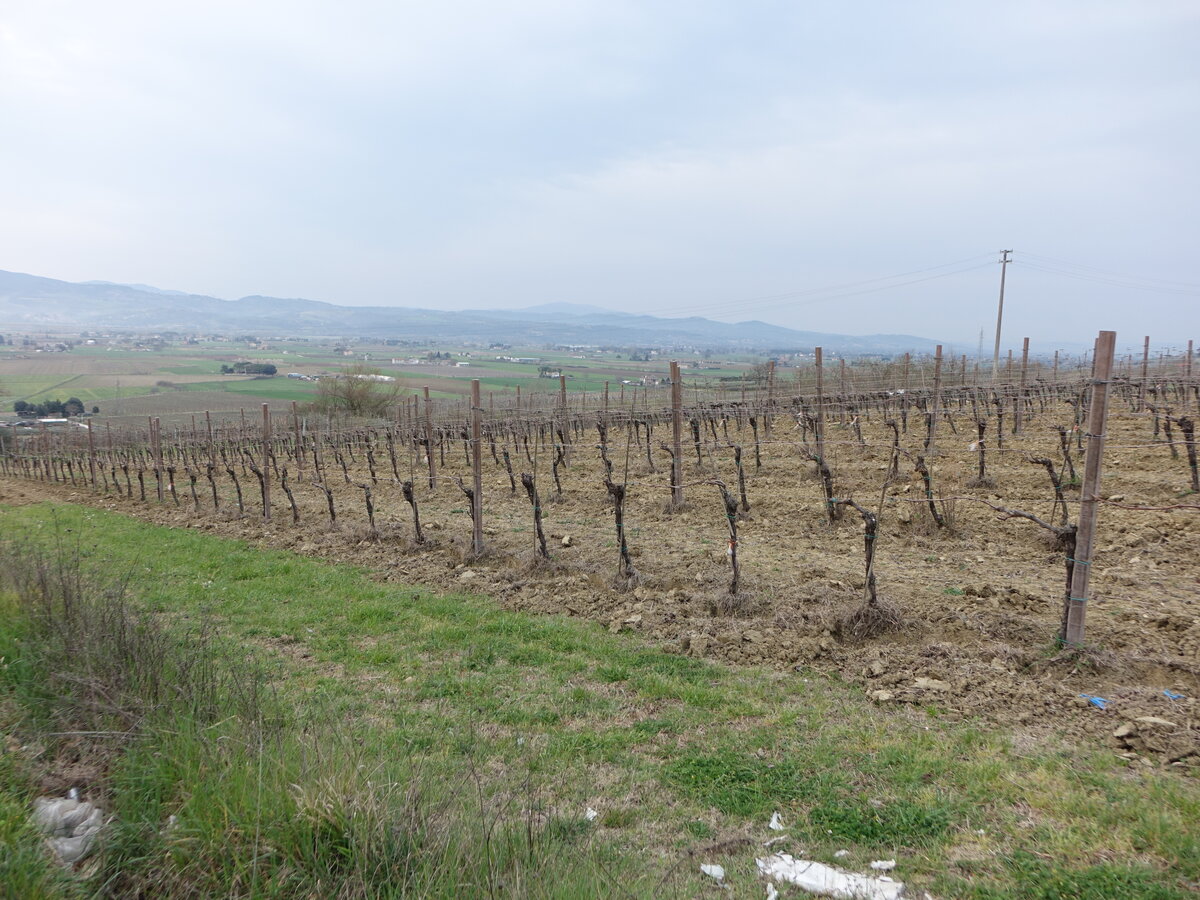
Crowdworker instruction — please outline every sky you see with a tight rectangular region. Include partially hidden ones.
[2,0,1198,353]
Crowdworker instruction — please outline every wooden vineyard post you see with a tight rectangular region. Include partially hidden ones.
[839,358,847,425]
[670,360,684,507]
[927,345,943,454]
[86,419,97,491]
[152,417,164,501]
[1140,335,1150,411]
[261,403,272,523]
[423,386,436,490]
[558,374,570,458]
[814,347,838,522]
[1186,339,1194,413]
[815,346,826,463]
[470,379,484,555]
[292,400,304,477]
[1016,337,1029,435]
[764,359,775,438]
[1064,330,1116,647]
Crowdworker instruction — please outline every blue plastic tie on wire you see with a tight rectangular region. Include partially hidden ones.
[1079,694,1108,710]
[1164,690,1185,701]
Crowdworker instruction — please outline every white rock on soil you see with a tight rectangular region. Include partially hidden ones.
[913,677,951,691]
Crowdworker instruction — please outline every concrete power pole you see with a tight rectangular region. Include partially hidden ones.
[991,250,1012,383]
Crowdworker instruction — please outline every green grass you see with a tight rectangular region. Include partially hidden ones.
[0,502,1197,898]
[161,363,225,375]
[664,751,821,817]
[2,376,78,403]
[177,377,320,399]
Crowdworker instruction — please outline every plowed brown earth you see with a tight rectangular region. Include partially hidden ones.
[4,405,1198,766]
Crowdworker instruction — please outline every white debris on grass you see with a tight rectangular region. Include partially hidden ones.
[701,863,726,882]
[766,883,780,900]
[769,811,785,831]
[870,859,897,871]
[31,791,105,865]
[585,807,598,821]
[834,849,850,858]
[756,853,905,900]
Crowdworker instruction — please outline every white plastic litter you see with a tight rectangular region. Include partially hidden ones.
[834,849,850,858]
[768,811,785,831]
[585,807,598,821]
[701,863,726,882]
[766,883,780,900]
[32,794,105,865]
[756,853,904,900]
[870,860,896,871]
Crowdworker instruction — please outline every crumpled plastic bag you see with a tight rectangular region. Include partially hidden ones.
[32,792,105,864]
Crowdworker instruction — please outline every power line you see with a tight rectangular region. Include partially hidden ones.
[635,254,996,318]
[1017,256,1200,297]
[1020,252,1200,291]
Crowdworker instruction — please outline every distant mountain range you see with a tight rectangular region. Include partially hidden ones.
[0,269,943,354]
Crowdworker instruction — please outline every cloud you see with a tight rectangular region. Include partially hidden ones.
[0,1,1196,344]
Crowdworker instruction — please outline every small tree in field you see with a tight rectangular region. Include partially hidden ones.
[313,365,401,417]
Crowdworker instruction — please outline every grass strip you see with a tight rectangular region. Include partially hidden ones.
[0,501,1196,898]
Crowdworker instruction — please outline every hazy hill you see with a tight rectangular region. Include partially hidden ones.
[0,269,942,354]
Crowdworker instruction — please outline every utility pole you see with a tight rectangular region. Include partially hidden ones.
[991,249,1012,383]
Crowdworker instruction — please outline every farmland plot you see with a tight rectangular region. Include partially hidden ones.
[5,376,1198,766]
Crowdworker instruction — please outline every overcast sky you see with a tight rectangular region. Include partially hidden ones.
[2,1,1197,351]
